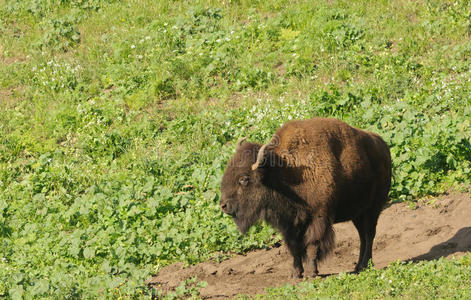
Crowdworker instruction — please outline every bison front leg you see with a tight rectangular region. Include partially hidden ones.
[304,242,320,278]
[291,255,304,279]
[285,239,305,278]
[304,217,335,277]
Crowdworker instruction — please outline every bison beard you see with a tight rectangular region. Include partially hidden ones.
[220,118,392,278]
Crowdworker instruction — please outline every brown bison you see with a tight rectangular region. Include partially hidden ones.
[220,118,391,278]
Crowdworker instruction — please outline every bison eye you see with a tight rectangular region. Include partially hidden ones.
[239,175,249,186]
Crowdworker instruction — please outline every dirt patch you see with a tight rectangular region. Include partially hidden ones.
[148,192,471,299]
[0,89,20,109]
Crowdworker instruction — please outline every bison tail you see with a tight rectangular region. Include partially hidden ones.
[305,218,335,262]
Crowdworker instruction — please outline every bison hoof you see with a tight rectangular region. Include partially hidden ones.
[354,263,371,273]
[290,270,303,279]
[304,270,319,278]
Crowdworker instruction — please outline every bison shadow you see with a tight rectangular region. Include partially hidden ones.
[324,227,471,277]
[408,226,471,262]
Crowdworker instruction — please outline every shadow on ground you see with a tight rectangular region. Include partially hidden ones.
[409,226,471,262]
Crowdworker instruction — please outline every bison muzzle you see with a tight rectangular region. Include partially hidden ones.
[220,118,391,278]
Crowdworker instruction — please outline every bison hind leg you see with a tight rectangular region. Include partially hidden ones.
[353,209,381,273]
[304,218,335,277]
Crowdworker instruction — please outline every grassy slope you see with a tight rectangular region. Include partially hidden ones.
[254,256,471,299]
[0,0,470,298]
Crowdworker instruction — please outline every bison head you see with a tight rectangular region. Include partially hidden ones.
[220,138,272,233]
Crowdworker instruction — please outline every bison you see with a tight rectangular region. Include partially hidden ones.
[220,118,391,278]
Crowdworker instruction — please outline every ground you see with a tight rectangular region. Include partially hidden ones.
[149,192,471,299]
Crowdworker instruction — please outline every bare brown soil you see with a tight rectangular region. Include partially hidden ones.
[149,192,471,299]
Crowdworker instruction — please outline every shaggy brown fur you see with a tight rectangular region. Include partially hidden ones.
[220,118,391,278]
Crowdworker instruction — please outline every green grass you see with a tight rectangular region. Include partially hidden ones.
[250,256,471,299]
[0,0,470,298]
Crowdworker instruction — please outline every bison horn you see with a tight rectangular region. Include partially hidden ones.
[236,137,247,149]
[251,144,268,170]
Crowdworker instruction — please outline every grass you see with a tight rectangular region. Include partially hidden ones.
[251,256,471,299]
[0,0,470,298]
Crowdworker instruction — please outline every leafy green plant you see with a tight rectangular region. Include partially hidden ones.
[40,16,81,51]
[0,0,470,298]
[253,255,471,299]
[154,276,208,300]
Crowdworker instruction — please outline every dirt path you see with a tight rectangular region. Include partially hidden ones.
[148,192,471,299]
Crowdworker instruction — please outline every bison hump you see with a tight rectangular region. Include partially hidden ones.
[272,119,349,166]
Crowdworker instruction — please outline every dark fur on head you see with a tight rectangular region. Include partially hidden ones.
[220,142,267,234]
[220,118,391,278]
